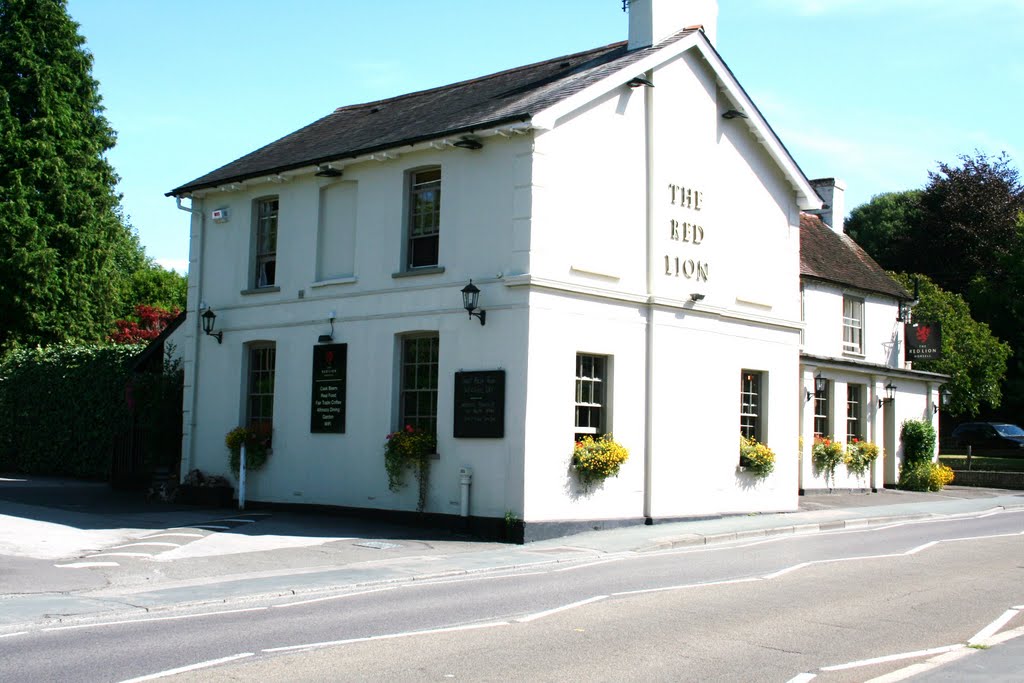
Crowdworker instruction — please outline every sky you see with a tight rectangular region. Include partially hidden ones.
[65,0,1024,274]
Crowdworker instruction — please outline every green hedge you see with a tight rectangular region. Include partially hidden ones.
[901,419,937,465]
[0,344,142,478]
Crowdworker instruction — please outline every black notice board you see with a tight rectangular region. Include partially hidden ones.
[454,370,505,438]
[311,343,347,433]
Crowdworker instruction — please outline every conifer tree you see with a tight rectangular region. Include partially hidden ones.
[0,0,139,350]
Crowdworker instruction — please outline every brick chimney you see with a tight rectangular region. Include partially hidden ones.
[810,178,846,235]
[627,0,718,50]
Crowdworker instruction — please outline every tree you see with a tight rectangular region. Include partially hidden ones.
[109,304,180,345]
[845,190,923,273]
[0,0,142,351]
[892,273,1010,418]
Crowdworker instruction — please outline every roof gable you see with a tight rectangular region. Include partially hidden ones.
[799,213,910,300]
[170,27,821,210]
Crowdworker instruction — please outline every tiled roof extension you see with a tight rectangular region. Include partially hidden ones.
[800,213,910,300]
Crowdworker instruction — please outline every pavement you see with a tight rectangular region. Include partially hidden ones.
[1,474,1023,633]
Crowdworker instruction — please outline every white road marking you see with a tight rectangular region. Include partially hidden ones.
[863,648,973,683]
[0,632,27,639]
[54,561,120,568]
[613,577,760,597]
[263,621,509,653]
[969,607,1020,644]
[218,518,257,523]
[42,606,268,632]
[516,595,608,623]
[108,542,180,549]
[412,570,548,587]
[117,652,254,683]
[273,587,398,608]
[785,674,816,683]
[85,552,155,559]
[762,562,811,579]
[980,623,1024,646]
[139,533,204,539]
[905,541,938,554]
[193,525,230,531]
[820,644,963,671]
[554,557,625,572]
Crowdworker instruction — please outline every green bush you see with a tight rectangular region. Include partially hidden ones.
[898,460,955,491]
[901,419,937,465]
[0,344,142,478]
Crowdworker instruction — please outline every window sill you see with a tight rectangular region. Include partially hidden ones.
[842,350,866,360]
[310,276,357,289]
[240,286,281,295]
[392,266,446,279]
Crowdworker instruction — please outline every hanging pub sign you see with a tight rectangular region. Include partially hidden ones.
[905,322,941,361]
[454,370,505,438]
[310,343,347,433]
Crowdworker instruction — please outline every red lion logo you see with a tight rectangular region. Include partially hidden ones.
[915,325,932,344]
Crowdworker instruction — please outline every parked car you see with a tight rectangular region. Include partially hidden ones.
[949,422,1024,456]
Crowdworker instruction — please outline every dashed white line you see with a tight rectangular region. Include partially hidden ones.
[0,632,27,639]
[108,542,181,549]
[516,595,607,623]
[54,561,120,568]
[85,552,155,559]
[785,674,816,683]
[193,525,230,531]
[263,621,509,653]
[905,541,938,555]
[553,557,625,572]
[117,652,254,683]
[614,576,760,597]
[218,518,257,524]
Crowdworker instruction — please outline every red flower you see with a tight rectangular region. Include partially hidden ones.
[405,425,414,433]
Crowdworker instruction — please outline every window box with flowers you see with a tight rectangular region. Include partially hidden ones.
[738,435,776,477]
[844,438,880,479]
[384,425,437,512]
[572,435,629,489]
[811,436,844,488]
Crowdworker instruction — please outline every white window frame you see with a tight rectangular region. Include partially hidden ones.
[253,196,279,288]
[575,354,608,439]
[739,371,765,441]
[405,167,441,270]
[246,342,276,441]
[399,334,439,435]
[814,378,831,438]
[847,383,864,442]
[843,296,864,355]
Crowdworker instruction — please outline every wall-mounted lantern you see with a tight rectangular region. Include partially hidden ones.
[878,382,897,408]
[937,386,953,414]
[201,308,223,344]
[461,280,486,326]
[814,372,827,394]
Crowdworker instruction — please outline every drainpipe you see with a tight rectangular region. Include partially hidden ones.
[459,467,473,517]
[176,196,204,480]
[642,70,656,524]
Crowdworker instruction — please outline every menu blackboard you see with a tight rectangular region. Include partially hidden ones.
[311,343,347,433]
[453,370,505,438]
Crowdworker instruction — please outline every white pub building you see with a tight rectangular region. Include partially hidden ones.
[169,0,945,540]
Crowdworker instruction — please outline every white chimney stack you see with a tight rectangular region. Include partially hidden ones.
[627,0,718,50]
[810,178,847,235]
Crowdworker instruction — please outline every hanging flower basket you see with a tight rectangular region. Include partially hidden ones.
[739,435,775,477]
[572,435,629,488]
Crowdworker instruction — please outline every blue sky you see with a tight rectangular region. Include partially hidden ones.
[66,0,1024,273]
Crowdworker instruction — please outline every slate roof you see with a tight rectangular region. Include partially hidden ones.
[799,213,910,300]
[169,30,698,197]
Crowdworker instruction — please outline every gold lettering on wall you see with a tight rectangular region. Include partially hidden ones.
[664,183,709,283]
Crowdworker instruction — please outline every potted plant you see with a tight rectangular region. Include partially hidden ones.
[572,435,629,489]
[739,434,775,477]
[384,425,437,512]
[175,468,234,507]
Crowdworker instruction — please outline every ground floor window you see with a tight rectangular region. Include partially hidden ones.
[740,371,763,441]
[247,343,276,440]
[814,378,831,438]
[575,354,607,441]
[400,334,439,434]
[847,384,865,441]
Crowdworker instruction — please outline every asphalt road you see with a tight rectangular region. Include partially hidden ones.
[2,509,1021,682]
